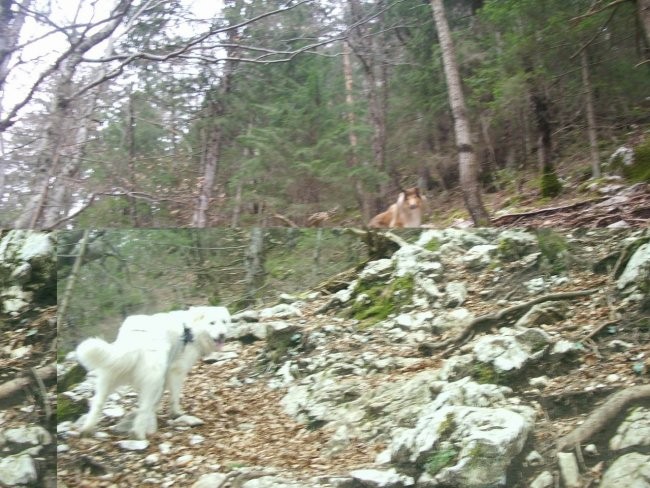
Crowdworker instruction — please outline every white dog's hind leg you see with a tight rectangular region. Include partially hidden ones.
[131,382,164,439]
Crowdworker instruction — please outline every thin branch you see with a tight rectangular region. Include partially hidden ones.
[569,0,631,24]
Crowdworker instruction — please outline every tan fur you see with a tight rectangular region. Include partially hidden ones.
[368,187,425,228]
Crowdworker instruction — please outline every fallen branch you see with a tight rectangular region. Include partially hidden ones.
[272,213,299,228]
[0,362,56,402]
[419,288,600,356]
[491,197,608,225]
[557,385,650,451]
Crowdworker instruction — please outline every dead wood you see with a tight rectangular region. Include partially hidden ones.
[557,385,650,452]
[419,288,600,356]
[491,197,608,225]
[0,362,56,402]
[272,213,299,227]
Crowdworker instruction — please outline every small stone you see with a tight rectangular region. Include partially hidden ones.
[525,450,544,466]
[529,376,550,388]
[557,452,581,488]
[175,454,194,466]
[530,471,553,488]
[584,444,598,456]
[144,453,160,465]
[116,439,149,451]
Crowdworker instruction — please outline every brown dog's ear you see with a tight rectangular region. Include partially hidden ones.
[414,187,420,197]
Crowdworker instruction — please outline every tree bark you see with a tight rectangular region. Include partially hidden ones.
[342,40,370,221]
[242,227,265,307]
[191,27,239,227]
[580,50,601,178]
[637,0,650,57]
[12,0,133,228]
[430,0,490,226]
[347,0,392,216]
[58,229,90,339]
[0,0,33,95]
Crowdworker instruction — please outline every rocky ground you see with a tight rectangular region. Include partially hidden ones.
[0,231,57,487]
[57,228,650,488]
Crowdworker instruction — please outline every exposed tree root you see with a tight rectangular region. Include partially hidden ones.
[557,385,650,452]
[418,288,600,356]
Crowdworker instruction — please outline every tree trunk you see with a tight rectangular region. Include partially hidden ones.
[231,181,243,228]
[580,50,601,178]
[192,109,224,227]
[191,31,238,227]
[638,0,650,58]
[347,0,392,217]
[12,1,131,228]
[125,90,139,224]
[0,0,33,95]
[342,41,370,221]
[58,229,90,339]
[430,0,490,226]
[242,227,265,307]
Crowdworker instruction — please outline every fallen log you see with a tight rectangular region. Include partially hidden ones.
[0,362,56,401]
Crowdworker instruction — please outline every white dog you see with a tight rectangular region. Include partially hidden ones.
[76,306,230,439]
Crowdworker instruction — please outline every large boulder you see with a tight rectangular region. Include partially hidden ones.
[0,231,56,314]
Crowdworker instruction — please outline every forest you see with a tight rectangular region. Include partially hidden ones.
[56,228,366,350]
[1,0,649,229]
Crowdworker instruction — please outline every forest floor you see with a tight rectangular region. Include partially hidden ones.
[0,306,57,487]
[427,181,650,229]
[56,239,650,488]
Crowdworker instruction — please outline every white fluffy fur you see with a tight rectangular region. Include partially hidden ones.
[76,306,230,439]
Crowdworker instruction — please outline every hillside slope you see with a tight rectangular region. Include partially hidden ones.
[57,228,650,488]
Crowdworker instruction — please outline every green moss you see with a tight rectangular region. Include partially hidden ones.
[424,448,458,475]
[57,395,87,423]
[347,274,415,327]
[266,329,300,364]
[540,167,562,198]
[437,412,456,438]
[424,238,442,252]
[57,364,87,393]
[537,229,569,274]
[613,139,650,182]
[465,441,494,467]
[472,362,499,384]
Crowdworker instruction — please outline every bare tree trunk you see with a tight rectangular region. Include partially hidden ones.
[125,90,139,224]
[342,41,370,221]
[231,181,243,228]
[347,0,392,217]
[191,34,238,228]
[242,227,265,307]
[12,1,132,228]
[638,0,650,58]
[0,0,33,95]
[430,0,490,226]
[58,229,90,339]
[580,49,601,178]
[192,109,224,227]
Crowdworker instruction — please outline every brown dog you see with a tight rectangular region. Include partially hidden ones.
[368,187,425,228]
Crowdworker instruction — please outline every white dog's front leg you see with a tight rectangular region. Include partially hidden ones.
[166,368,189,417]
[79,375,111,436]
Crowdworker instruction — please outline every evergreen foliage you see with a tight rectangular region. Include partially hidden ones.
[1,0,648,226]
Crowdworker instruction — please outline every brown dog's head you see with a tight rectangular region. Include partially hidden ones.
[402,187,422,210]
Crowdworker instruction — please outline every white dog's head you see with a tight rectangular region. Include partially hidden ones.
[186,306,231,352]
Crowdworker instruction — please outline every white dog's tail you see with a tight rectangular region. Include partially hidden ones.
[76,338,114,371]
